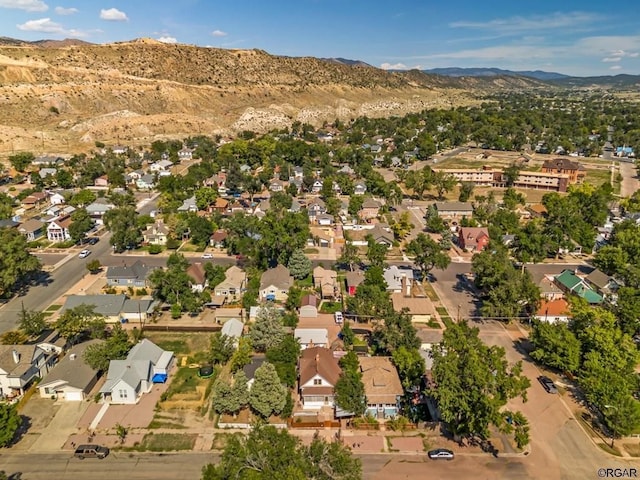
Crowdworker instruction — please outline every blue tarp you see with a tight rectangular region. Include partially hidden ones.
[152,373,167,383]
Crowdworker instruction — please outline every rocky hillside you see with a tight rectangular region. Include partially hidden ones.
[0,39,545,153]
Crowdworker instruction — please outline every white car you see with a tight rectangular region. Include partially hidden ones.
[202,253,214,259]
[334,311,344,324]
[428,449,454,460]
[79,249,91,259]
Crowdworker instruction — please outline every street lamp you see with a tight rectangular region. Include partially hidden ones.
[604,404,618,448]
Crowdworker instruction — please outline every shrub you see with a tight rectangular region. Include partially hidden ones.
[148,244,163,254]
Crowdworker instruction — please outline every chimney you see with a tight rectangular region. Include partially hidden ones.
[12,350,20,364]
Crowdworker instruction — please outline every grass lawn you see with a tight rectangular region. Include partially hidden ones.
[304,248,319,254]
[296,275,314,287]
[45,304,62,311]
[422,282,439,302]
[424,319,441,329]
[165,366,208,396]
[211,432,243,450]
[145,332,210,355]
[179,242,206,253]
[319,301,343,314]
[139,433,197,451]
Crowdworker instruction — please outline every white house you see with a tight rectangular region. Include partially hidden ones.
[149,159,174,172]
[47,215,72,242]
[38,340,102,401]
[99,339,173,404]
[49,192,66,205]
[0,345,55,400]
[294,328,329,349]
[297,347,341,410]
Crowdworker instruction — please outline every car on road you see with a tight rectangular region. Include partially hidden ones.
[78,249,91,259]
[428,448,454,460]
[87,237,99,245]
[202,253,214,259]
[74,444,109,459]
[538,375,558,394]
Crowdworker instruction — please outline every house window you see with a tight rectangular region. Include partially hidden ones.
[313,379,322,385]
[118,389,128,399]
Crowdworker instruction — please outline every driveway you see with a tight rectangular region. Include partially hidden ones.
[27,400,91,452]
[429,262,478,320]
[619,161,639,197]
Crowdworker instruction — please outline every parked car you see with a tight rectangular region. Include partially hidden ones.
[428,448,454,460]
[202,253,214,259]
[74,444,109,460]
[538,375,558,394]
[87,237,99,245]
[334,311,344,325]
[78,249,91,259]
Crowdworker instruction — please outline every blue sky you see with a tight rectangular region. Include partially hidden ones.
[1,0,639,76]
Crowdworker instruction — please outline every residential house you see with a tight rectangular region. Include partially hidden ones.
[584,269,621,303]
[136,174,156,190]
[38,340,102,401]
[38,167,57,181]
[220,318,244,346]
[417,330,443,370]
[311,180,323,194]
[186,263,208,293]
[243,355,266,390]
[22,192,48,209]
[49,192,65,205]
[298,347,341,410]
[292,166,304,179]
[149,159,174,172]
[210,229,229,248]
[358,357,403,419]
[308,226,334,248]
[212,197,229,214]
[541,158,586,184]
[383,266,414,293]
[178,196,198,213]
[121,299,157,323]
[111,145,128,155]
[100,339,174,404]
[259,265,294,302]
[126,170,144,184]
[316,214,334,226]
[18,218,45,241]
[106,261,154,288]
[0,344,55,399]
[178,146,193,161]
[94,175,109,188]
[535,298,571,324]
[359,199,381,221]
[86,201,115,225]
[313,266,339,300]
[554,270,603,304]
[299,294,319,318]
[61,294,128,323]
[32,155,64,167]
[345,270,365,296]
[458,227,490,251]
[391,293,435,324]
[527,204,548,218]
[269,179,286,192]
[434,202,474,219]
[537,276,565,301]
[294,328,329,349]
[47,215,72,242]
[307,198,326,222]
[143,220,169,246]
[367,224,394,247]
[353,182,367,195]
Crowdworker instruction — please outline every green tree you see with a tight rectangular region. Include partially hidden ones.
[338,233,360,271]
[458,182,475,202]
[104,206,141,252]
[615,287,640,335]
[69,189,97,208]
[392,346,426,390]
[249,304,287,352]
[18,304,46,338]
[503,163,521,187]
[347,195,364,216]
[9,152,34,172]
[0,193,14,220]
[249,362,288,418]
[230,336,253,373]
[405,233,450,281]
[287,249,312,280]
[593,246,629,276]
[56,169,74,188]
[55,304,105,344]
[334,369,367,417]
[432,170,457,199]
[424,204,446,233]
[0,330,27,345]
[195,187,218,210]
[0,227,41,298]
[431,321,530,442]
[371,309,420,354]
[86,259,102,274]
[341,321,355,348]
[188,215,214,248]
[201,425,361,480]
[0,403,20,447]
[149,254,201,313]
[529,321,581,373]
[204,263,227,289]
[83,324,131,371]
[68,208,93,244]
[365,235,388,268]
[210,332,235,365]
[266,335,301,388]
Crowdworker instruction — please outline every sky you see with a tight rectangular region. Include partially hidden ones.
[1,0,639,77]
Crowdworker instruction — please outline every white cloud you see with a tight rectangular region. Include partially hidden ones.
[100,7,127,21]
[54,5,77,15]
[211,29,227,37]
[0,0,47,11]
[610,65,622,70]
[157,36,177,44]
[602,57,621,62]
[450,11,600,36]
[380,62,408,70]
[17,17,85,37]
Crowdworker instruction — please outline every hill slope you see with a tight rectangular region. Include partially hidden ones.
[0,40,543,153]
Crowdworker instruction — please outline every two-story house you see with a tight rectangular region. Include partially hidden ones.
[458,227,490,251]
[359,356,403,419]
[143,220,169,246]
[0,344,55,399]
[298,347,341,410]
[214,266,247,302]
[259,265,294,302]
[47,215,72,242]
[359,199,381,221]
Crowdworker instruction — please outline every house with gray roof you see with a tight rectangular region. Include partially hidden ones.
[259,265,294,302]
[178,195,198,213]
[86,201,115,225]
[0,344,54,399]
[221,318,244,346]
[38,339,103,401]
[38,167,57,180]
[136,174,156,190]
[107,261,154,288]
[61,294,127,323]
[18,218,45,241]
[434,202,474,219]
[100,339,173,404]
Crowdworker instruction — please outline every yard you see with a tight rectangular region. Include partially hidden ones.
[134,433,198,451]
[319,301,343,314]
